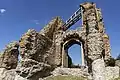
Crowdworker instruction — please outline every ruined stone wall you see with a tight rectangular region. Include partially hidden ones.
[96,8,111,60]
[54,30,63,66]
[0,2,116,80]
[81,2,106,80]
[103,34,111,60]
[19,29,52,63]
[81,2,104,61]
[0,42,19,69]
[39,17,64,40]
[61,28,86,67]
[39,17,64,66]
[96,8,105,34]
[15,17,64,79]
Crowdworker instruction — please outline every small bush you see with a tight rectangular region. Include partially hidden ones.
[105,58,115,66]
[116,54,120,60]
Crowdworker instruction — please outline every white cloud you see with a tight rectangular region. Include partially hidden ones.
[0,9,6,14]
[31,20,40,25]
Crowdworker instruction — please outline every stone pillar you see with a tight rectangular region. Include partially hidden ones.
[81,42,85,66]
[62,44,68,68]
[81,2,104,60]
[92,59,106,80]
[62,46,64,67]
[54,30,63,66]
[81,3,105,79]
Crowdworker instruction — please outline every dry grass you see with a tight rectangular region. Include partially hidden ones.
[45,75,87,80]
[114,77,120,80]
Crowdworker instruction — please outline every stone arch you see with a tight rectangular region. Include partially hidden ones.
[61,30,86,68]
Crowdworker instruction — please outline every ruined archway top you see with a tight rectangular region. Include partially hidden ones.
[62,28,86,44]
[64,38,82,50]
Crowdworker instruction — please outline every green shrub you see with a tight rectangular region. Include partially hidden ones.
[105,58,115,66]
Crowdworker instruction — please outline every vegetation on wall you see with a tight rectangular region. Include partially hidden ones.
[105,58,115,66]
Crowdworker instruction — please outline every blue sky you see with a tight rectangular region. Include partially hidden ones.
[0,0,120,64]
[68,44,82,64]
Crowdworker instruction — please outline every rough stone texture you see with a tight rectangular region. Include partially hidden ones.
[39,17,64,40]
[103,34,111,60]
[44,75,88,80]
[96,8,105,34]
[92,59,105,80]
[0,68,28,80]
[81,2,104,61]
[51,67,90,79]
[0,68,16,80]
[62,29,86,67]
[0,42,19,69]
[18,29,53,79]
[96,8,111,61]
[17,17,64,80]
[115,60,120,67]
[15,75,27,80]
[40,17,64,66]
[19,29,52,63]
[16,60,52,79]
[54,30,63,66]
[105,66,119,80]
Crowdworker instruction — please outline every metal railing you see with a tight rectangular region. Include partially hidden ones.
[62,8,82,31]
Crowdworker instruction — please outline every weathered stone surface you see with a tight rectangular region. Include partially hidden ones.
[0,68,16,80]
[44,75,88,80]
[62,28,86,68]
[105,66,119,80]
[39,17,64,66]
[19,29,52,62]
[96,8,105,34]
[0,41,19,69]
[103,34,111,60]
[87,33,103,60]
[17,17,64,80]
[16,60,52,79]
[92,59,105,80]
[115,60,120,67]
[39,17,64,40]
[18,29,53,79]
[15,75,27,80]
[81,3,104,61]
[51,67,90,79]
[0,68,28,80]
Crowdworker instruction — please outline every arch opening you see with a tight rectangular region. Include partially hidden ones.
[62,39,85,68]
[68,44,82,68]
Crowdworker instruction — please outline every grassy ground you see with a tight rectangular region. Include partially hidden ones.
[45,75,87,80]
[114,77,120,80]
